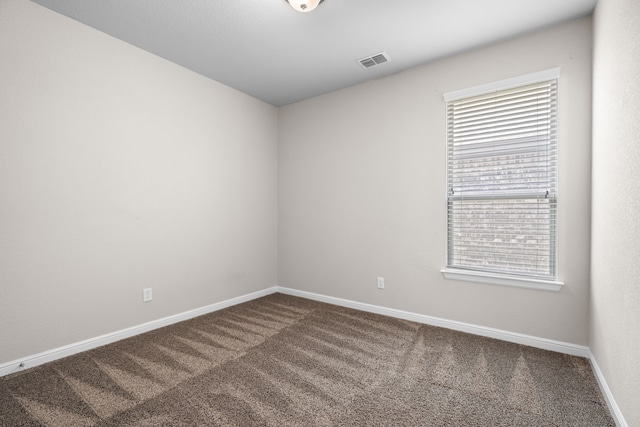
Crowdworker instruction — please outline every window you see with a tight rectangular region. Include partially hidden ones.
[442,68,562,291]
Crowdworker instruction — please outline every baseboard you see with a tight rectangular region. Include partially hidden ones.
[277,286,630,425]
[275,286,590,357]
[589,351,628,427]
[1,285,627,427]
[0,287,278,378]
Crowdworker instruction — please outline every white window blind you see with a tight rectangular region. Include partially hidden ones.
[445,72,558,280]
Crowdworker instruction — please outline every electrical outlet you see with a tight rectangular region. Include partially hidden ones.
[143,288,152,302]
[377,277,384,289]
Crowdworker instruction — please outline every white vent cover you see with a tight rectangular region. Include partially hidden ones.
[357,52,390,69]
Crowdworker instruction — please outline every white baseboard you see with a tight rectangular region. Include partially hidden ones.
[589,351,628,427]
[0,285,627,427]
[0,287,278,378]
[275,286,590,357]
[276,286,631,426]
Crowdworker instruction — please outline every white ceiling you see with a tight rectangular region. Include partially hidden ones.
[31,0,596,106]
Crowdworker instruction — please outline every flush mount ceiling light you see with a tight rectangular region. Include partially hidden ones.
[285,0,324,13]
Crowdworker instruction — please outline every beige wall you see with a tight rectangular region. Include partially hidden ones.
[0,0,278,364]
[591,0,640,425]
[279,16,593,345]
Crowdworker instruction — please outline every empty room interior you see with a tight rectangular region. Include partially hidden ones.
[1,0,638,425]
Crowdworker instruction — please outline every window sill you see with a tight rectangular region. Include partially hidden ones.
[440,268,563,291]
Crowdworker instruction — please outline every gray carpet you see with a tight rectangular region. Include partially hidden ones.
[0,293,614,426]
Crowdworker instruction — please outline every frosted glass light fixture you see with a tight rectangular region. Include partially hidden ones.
[286,0,324,12]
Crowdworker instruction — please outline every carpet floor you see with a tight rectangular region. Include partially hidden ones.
[0,293,614,426]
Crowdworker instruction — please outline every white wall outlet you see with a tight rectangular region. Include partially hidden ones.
[143,288,152,302]
[377,277,384,289]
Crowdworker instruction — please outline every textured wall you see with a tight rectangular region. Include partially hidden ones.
[0,0,278,364]
[279,17,593,345]
[591,0,640,425]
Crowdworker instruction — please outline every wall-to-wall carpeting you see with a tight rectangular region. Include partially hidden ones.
[0,294,613,426]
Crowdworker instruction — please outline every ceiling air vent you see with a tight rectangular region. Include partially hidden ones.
[357,52,390,69]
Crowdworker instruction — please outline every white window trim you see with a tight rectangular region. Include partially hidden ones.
[443,67,561,102]
[441,268,564,291]
[443,67,562,291]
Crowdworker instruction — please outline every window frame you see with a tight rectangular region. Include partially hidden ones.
[441,68,564,291]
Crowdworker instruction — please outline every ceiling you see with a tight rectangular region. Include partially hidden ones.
[31,0,596,107]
